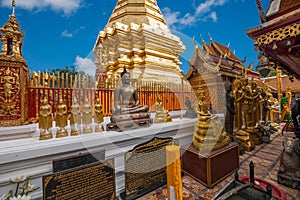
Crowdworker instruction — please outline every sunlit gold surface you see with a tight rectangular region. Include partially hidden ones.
[154,94,172,123]
[39,98,53,140]
[192,86,230,152]
[55,98,68,138]
[93,0,185,83]
[0,4,29,126]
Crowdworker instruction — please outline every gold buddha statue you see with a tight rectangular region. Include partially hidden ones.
[70,97,81,136]
[55,98,68,138]
[82,97,92,134]
[94,98,104,132]
[107,66,151,131]
[39,97,53,140]
[154,94,172,123]
[192,86,230,152]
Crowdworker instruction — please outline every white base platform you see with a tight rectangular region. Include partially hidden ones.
[0,113,196,199]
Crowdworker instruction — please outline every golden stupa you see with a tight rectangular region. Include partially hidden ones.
[93,0,185,83]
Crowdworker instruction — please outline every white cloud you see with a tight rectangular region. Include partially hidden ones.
[209,11,218,22]
[61,26,85,38]
[61,30,73,38]
[1,0,83,15]
[163,0,228,29]
[74,56,96,76]
[163,7,181,26]
[179,13,196,26]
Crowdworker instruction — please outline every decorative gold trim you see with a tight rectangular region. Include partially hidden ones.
[254,21,300,46]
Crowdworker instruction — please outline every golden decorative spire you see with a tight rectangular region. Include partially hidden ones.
[106,0,167,28]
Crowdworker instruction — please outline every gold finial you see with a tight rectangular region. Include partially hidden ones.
[200,34,205,44]
[12,0,16,14]
[208,33,213,42]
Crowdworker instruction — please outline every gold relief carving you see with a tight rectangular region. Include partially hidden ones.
[0,67,20,116]
[254,21,300,46]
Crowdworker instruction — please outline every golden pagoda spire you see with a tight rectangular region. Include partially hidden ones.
[0,0,25,63]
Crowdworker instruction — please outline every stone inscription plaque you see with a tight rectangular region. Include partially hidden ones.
[43,159,115,200]
[53,150,105,173]
[124,137,175,200]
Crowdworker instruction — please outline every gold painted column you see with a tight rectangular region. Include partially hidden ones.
[166,144,183,200]
[276,67,282,102]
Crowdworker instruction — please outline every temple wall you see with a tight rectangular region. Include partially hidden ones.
[0,114,195,199]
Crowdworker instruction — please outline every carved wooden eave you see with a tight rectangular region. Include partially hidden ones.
[188,44,219,75]
[246,5,300,80]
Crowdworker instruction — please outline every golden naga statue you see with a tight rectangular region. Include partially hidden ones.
[82,97,92,134]
[94,98,104,132]
[192,86,230,152]
[39,98,53,140]
[55,98,68,138]
[70,97,81,136]
[154,94,172,123]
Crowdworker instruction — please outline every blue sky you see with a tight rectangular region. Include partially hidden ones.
[0,0,270,75]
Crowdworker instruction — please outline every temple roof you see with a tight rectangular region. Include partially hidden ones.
[246,0,300,80]
[266,0,300,20]
[210,40,242,63]
[186,38,259,80]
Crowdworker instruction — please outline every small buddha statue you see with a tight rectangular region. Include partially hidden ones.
[183,97,197,118]
[39,97,53,140]
[94,98,104,132]
[107,66,151,131]
[192,86,230,152]
[55,98,68,138]
[70,97,81,136]
[82,97,92,134]
[154,94,172,123]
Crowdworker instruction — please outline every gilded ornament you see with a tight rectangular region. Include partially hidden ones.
[154,94,172,123]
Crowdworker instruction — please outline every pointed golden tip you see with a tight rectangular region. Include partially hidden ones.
[12,0,16,7]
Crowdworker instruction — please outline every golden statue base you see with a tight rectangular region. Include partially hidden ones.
[70,126,80,136]
[192,120,231,152]
[39,129,53,140]
[95,124,104,132]
[154,113,172,123]
[56,127,68,138]
[234,130,255,152]
[245,127,262,145]
[83,125,92,134]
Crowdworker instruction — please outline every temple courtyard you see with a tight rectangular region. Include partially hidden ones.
[138,124,300,200]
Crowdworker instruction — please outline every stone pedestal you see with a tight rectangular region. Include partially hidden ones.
[182,142,239,187]
[107,113,152,131]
